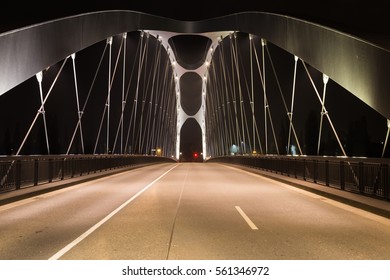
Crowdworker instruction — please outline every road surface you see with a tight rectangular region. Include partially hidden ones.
[1,162,389,260]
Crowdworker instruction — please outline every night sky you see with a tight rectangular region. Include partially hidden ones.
[0,1,389,158]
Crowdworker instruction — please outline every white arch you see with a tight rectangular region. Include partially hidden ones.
[147,31,231,160]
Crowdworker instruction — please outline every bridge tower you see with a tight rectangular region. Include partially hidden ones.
[148,31,231,160]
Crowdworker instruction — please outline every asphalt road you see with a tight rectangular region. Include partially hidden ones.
[1,162,390,260]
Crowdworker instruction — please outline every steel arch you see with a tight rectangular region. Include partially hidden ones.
[0,10,389,119]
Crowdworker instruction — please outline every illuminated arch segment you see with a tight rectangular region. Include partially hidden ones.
[0,11,389,160]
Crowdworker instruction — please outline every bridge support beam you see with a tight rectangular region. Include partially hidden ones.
[36,71,50,155]
[382,119,390,158]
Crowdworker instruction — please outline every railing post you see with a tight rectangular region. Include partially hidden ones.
[358,162,364,194]
[294,158,297,178]
[86,157,90,175]
[61,158,65,180]
[383,164,389,200]
[313,160,317,183]
[340,161,345,190]
[48,158,53,183]
[79,157,82,176]
[71,158,75,178]
[325,160,329,186]
[34,159,39,186]
[284,158,287,175]
[15,159,21,190]
[303,159,306,181]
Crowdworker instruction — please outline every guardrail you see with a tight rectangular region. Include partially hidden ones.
[207,155,390,201]
[0,154,176,193]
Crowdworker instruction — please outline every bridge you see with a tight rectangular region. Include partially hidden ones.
[0,11,390,263]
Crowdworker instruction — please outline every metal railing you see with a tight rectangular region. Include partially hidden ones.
[0,154,176,193]
[208,155,390,200]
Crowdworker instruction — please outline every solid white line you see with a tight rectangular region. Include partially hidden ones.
[48,164,179,260]
[235,206,258,230]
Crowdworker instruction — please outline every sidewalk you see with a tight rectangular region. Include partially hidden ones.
[228,164,390,219]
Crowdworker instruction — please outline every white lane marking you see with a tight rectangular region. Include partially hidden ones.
[235,206,258,230]
[224,165,390,227]
[48,164,179,260]
[166,165,189,260]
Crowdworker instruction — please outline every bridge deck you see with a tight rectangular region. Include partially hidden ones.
[0,162,389,260]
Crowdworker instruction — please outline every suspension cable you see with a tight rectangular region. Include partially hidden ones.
[261,39,268,153]
[232,33,246,153]
[106,37,113,154]
[301,60,347,157]
[112,32,139,154]
[16,57,69,156]
[220,37,237,154]
[382,120,390,158]
[236,34,260,154]
[250,34,255,153]
[265,46,301,155]
[36,71,50,154]
[121,33,127,154]
[67,42,108,155]
[132,32,148,153]
[119,33,141,154]
[93,36,124,154]
[148,46,168,154]
[234,33,254,154]
[248,39,264,154]
[229,33,242,149]
[317,74,329,155]
[141,36,162,154]
[66,53,85,154]
[288,56,299,154]
[151,59,169,152]
[252,39,267,153]
[209,60,224,155]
